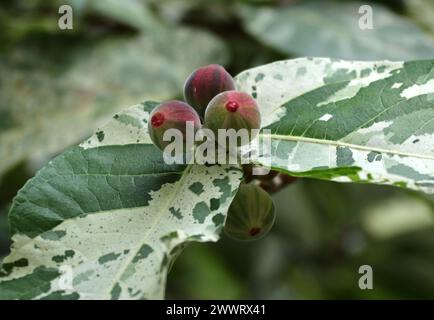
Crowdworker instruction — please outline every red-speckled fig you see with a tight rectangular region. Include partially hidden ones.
[204,90,261,145]
[224,183,275,241]
[148,101,201,151]
[184,64,236,117]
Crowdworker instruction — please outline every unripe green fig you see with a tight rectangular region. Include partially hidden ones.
[148,100,201,151]
[224,183,275,241]
[184,64,236,117]
[204,90,261,146]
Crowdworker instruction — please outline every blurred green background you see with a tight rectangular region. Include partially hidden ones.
[1,0,434,299]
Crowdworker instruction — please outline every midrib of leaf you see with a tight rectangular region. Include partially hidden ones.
[103,164,193,299]
[261,133,434,160]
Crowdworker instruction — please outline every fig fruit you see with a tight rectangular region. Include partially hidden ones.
[204,90,261,146]
[224,183,275,241]
[148,100,201,151]
[184,64,236,117]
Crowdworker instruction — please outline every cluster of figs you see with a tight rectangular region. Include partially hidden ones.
[148,64,261,150]
[148,64,275,241]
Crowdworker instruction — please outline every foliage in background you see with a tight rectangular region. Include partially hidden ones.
[240,1,434,60]
[169,180,434,299]
[0,0,228,180]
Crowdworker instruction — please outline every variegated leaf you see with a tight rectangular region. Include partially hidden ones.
[2,57,434,300]
[0,101,243,299]
[236,58,434,193]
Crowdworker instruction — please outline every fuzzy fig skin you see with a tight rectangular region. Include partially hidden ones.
[224,183,275,241]
[184,64,236,117]
[204,90,261,145]
[148,101,201,151]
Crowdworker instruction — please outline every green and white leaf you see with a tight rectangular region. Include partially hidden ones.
[240,1,434,60]
[236,58,434,193]
[0,27,227,179]
[0,102,242,299]
[3,56,434,299]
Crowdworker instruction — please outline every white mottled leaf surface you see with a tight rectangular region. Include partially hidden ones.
[236,58,434,193]
[2,56,434,300]
[0,101,242,299]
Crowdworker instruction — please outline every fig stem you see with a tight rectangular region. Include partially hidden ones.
[242,164,297,194]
